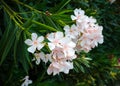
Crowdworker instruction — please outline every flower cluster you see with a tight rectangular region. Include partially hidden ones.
[24,8,104,77]
[70,8,103,53]
[46,32,76,75]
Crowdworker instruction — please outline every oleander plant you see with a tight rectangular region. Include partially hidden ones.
[0,0,120,86]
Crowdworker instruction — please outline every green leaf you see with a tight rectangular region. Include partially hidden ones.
[17,32,30,73]
[32,20,57,31]
[57,10,73,15]
[0,25,17,65]
[50,0,71,13]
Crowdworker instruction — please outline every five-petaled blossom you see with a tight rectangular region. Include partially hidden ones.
[21,76,32,86]
[47,32,64,50]
[25,33,45,53]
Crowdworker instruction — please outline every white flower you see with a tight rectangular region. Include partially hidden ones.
[41,53,52,63]
[71,8,85,22]
[33,52,51,65]
[25,33,45,53]
[64,24,79,39]
[47,32,64,50]
[52,47,65,60]
[47,61,73,75]
[76,16,97,33]
[60,61,73,74]
[59,37,76,57]
[21,76,32,86]
[47,61,62,75]
[76,24,103,53]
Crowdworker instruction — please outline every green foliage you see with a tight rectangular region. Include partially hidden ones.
[0,0,120,86]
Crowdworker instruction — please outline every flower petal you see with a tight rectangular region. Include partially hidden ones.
[47,33,54,42]
[28,46,36,53]
[47,65,53,75]
[24,39,33,46]
[37,36,44,43]
[28,80,32,84]
[67,49,75,57]
[36,59,40,65]
[37,43,44,50]
[68,41,76,48]
[48,43,55,50]
[55,32,64,40]
[71,15,77,20]
[31,33,37,41]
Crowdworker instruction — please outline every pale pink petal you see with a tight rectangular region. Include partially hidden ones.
[77,19,82,23]
[59,37,70,45]
[37,36,44,43]
[67,49,75,57]
[46,54,52,62]
[48,43,55,50]
[28,45,36,53]
[37,43,44,50]
[31,33,38,41]
[27,80,32,84]
[71,15,77,20]
[68,41,76,48]
[74,8,79,16]
[47,33,54,42]
[39,52,45,59]
[62,62,73,74]
[47,65,53,75]
[64,25,70,31]
[40,52,48,63]
[55,32,64,40]
[99,38,103,44]
[24,39,33,46]
[53,69,59,75]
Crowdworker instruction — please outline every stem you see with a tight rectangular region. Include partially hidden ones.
[1,0,25,30]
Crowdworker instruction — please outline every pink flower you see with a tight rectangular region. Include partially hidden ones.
[52,47,65,61]
[47,61,73,75]
[47,32,64,50]
[59,37,76,57]
[76,24,103,53]
[47,61,62,75]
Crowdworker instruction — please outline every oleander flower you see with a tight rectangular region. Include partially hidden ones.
[47,32,64,50]
[64,24,79,39]
[47,61,62,75]
[59,37,76,57]
[76,24,103,52]
[33,52,52,65]
[71,8,85,22]
[21,76,32,86]
[25,33,45,53]
[47,61,73,75]
[24,8,104,76]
